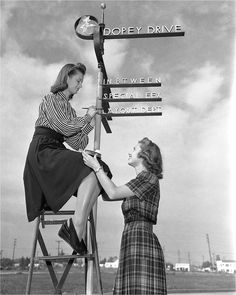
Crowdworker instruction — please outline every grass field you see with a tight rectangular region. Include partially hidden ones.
[1,269,235,294]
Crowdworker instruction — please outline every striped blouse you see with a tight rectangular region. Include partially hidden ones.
[35,91,94,150]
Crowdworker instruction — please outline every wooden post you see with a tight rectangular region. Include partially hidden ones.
[86,64,103,295]
[94,65,103,151]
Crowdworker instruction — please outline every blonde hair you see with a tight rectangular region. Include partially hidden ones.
[50,63,86,94]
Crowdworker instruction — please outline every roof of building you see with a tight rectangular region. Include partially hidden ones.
[217,260,236,263]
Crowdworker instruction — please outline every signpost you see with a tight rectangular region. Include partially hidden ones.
[74,4,184,294]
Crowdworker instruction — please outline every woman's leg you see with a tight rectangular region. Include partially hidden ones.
[73,172,101,241]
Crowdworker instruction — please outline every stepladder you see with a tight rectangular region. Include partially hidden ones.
[25,210,103,295]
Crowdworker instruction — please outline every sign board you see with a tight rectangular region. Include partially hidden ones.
[74,13,185,130]
[75,16,185,40]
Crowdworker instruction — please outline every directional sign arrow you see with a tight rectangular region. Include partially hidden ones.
[101,98,162,102]
[102,112,162,117]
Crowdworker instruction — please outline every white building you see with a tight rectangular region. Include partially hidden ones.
[216,260,236,274]
[105,259,119,268]
[175,263,190,272]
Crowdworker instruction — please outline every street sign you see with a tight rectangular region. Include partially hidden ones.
[75,12,184,132]
[75,20,185,40]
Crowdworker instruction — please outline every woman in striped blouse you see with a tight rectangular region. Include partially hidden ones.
[23,63,111,254]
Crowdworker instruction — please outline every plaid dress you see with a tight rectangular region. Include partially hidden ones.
[113,171,167,295]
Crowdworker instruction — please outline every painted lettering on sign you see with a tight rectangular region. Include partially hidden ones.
[104,25,182,36]
[103,77,161,84]
[103,92,160,99]
[108,106,162,113]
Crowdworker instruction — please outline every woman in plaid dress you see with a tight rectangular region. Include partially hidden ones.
[83,137,167,295]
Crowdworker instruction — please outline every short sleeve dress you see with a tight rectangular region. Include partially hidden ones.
[113,171,167,295]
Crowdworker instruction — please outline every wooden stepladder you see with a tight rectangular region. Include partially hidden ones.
[25,210,103,295]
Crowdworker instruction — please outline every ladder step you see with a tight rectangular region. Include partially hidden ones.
[38,254,94,260]
[43,210,75,215]
[43,220,67,225]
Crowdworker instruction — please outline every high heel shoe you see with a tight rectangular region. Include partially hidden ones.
[58,218,87,255]
[58,221,70,245]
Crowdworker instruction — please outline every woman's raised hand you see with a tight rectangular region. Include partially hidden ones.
[82,151,100,171]
[86,106,97,118]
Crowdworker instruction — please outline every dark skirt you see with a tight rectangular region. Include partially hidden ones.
[23,126,111,222]
[113,221,167,295]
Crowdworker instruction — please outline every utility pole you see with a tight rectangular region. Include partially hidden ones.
[56,240,62,256]
[188,252,191,266]
[0,250,3,260]
[212,252,215,267]
[206,233,213,267]
[12,238,17,261]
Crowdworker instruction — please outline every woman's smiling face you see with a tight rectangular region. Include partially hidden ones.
[128,143,142,167]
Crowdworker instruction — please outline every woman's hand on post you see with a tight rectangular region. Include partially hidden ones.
[82,151,100,171]
[90,116,95,127]
[86,106,97,118]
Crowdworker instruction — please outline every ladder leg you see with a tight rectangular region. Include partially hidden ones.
[25,216,40,295]
[86,219,93,295]
[56,251,76,292]
[37,230,59,290]
[84,224,88,295]
[90,213,103,295]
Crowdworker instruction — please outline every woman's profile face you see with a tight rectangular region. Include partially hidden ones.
[67,71,84,95]
[128,143,142,167]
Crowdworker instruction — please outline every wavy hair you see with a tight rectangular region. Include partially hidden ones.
[138,137,163,179]
[50,63,86,94]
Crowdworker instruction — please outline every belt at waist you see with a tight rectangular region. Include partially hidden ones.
[34,126,64,143]
[124,220,153,231]
[124,210,155,224]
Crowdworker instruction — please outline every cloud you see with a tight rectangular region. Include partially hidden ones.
[179,62,224,114]
[103,39,129,76]
[1,1,18,42]
[1,52,58,205]
[80,38,129,76]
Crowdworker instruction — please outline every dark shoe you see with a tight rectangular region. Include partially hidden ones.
[68,218,88,255]
[58,218,87,255]
[58,222,70,245]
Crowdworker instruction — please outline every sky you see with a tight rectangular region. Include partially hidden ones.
[0,0,236,266]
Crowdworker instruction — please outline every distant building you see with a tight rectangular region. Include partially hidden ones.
[175,263,190,272]
[216,260,236,274]
[105,259,119,268]
[13,263,20,269]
